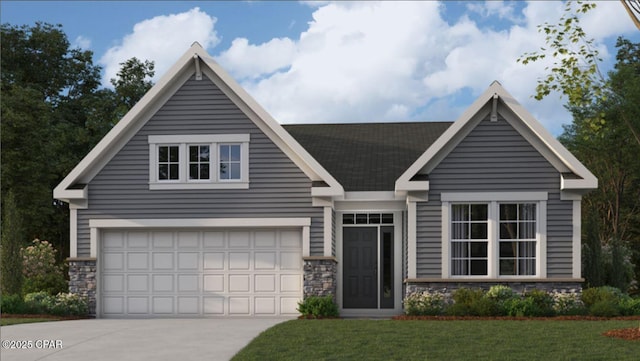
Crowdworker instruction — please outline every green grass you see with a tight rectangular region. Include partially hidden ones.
[232,319,640,361]
[0,317,62,326]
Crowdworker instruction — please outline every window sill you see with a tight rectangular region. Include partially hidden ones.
[149,182,249,190]
[405,277,584,283]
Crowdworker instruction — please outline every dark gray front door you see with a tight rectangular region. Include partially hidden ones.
[343,227,378,308]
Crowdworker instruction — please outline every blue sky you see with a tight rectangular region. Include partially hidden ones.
[2,1,639,135]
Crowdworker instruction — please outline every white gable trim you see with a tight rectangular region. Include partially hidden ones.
[395,81,597,193]
[54,43,343,203]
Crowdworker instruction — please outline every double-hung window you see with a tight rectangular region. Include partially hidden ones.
[148,134,249,190]
[442,193,546,279]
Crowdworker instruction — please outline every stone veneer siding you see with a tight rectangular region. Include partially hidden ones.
[303,257,338,301]
[67,258,97,317]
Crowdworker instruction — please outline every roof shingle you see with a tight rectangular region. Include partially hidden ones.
[284,122,452,191]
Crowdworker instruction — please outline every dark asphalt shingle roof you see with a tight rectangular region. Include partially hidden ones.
[283,122,452,192]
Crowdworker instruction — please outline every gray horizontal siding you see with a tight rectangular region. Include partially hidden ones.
[77,75,323,257]
[416,116,574,278]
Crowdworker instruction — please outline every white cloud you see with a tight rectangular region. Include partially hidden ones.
[99,7,220,87]
[73,35,92,50]
[217,37,297,79]
[466,0,523,24]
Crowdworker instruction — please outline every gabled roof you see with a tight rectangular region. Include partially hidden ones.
[285,122,451,191]
[395,81,598,193]
[54,43,343,204]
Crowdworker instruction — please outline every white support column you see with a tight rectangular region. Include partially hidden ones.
[323,206,333,257]
[90,227,98,258]
[302,225,311,257]
[407,201,417,279]
[441,201,449,278]
[572,199,582,278]
[69,208,78,258]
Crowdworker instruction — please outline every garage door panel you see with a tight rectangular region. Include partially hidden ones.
[255,231,276,248]
[101,229,302,317]
[229,252,250,270]
[127,232,149,248]
[254,252,276,270]
[152,253,173,270]
[127,274,149,292]
[178,274,199,292]
[152,274,174,292]
[229,297,250,314]
[255,297,276,314]
[152,232,173,248]
[178,253,199,270]
[229,274,250,292]
[203,275,224,292]
[255,275,276,292]
[203,232,225,248]
[229,231,250,248]
[104,253,124,270]
[127,253,148,270]
[152,297,174,314]
[203,252,224,269]
[127,297,148,314]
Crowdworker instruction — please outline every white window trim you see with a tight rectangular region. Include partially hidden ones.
[148,134,249,190]
[441,192,547,279]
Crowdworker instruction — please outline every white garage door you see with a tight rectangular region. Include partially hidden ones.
[100,229,303,317]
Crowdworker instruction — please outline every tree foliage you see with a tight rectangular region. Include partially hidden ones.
[518,1,640,145]
[1,22,154,265]
[1,191,24,295]
[560,38,640,292]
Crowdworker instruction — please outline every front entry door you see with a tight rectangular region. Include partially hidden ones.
[343,227,378,308]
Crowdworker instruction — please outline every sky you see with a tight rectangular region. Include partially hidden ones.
[2,1,639,136]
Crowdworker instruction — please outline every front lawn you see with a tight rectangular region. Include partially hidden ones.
[0,315,66,326]
[232,319,640,360]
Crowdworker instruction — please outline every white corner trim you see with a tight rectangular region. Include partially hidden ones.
[407,201,417,279]
[441,201,449,278]
[302,226,311,257]
[539,200,548,278]
[70,208,78,258]
[441,192,548,202]
[324,206,332,257]
[572,200,582,278]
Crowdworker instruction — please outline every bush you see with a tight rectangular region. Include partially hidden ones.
[551,292,586,316]
[446,288,500,316]
[1,294,28,314]
[24,291,88,316]
[505,289,555,317]
[21,239,67,295]
[581,286,623,308]
[589,300,620,317]
[619,297,640,316]
[297,296,339,318]
[486,285,519,315]
[404,290,447,316]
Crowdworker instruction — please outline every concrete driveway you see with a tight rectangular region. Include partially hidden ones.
[1,318,289,361]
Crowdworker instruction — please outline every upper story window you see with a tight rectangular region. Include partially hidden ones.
[148,134,249,190]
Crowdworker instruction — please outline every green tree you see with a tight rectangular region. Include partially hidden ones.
[1,22,155,264]
[1,192,24,295]
[518,1,640,145]
[560,38,640,291]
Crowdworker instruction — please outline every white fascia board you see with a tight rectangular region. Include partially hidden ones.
[199,55,344,197]
[54,44,204,201]
[395,84,499,192]
[53,185,88,203]
[561,175,598,192]
[311,186,344,197]
[89,217,311,229]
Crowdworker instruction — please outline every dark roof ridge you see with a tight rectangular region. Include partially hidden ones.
[283,120,453,126]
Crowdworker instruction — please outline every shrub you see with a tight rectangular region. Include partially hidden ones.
[505,289,555,317]
[446,288,500,316]
[404,290,446,316]
[581,286,623,308]
[23,291,88,316]
[21,239,67,295]
[589,300,620,317]
[1,294,28,314]
[551,292,586,316]
[486,285,519,315]
[297,296,339,318]
[619,297,640,316]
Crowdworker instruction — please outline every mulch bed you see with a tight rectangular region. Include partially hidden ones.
[392,315,640,321]
[603,327,640,341]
